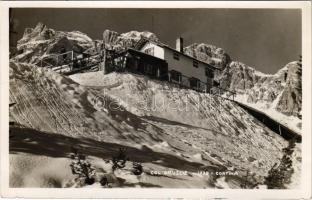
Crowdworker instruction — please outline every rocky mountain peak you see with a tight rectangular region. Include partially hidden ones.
[184,43,231,69]
[103,29,120,45]
[120,30,159,41]
[18,22,56,48]
[14,23,93,64]
[33,22,46,32]
[102,29,159,51]
[22,22,45,37]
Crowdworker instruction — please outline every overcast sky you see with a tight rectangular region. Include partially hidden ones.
[12,8,301,74]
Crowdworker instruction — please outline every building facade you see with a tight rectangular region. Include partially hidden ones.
[137,37,217,92]
[101,37,219,92]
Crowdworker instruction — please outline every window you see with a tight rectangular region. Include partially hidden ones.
[170,70,181,82]
[193,60,199,68]
[189,77,200,89]
[205,67,214,79]
[144,63,156,76]
[114,56,126,68]
[213,80,220,87]
[173,52,179,60]
[144,47,154,56]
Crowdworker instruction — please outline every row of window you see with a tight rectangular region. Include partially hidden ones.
[173,53,214,78]
[145,48,212,75]
[170,72,220,90]
[173,52,199,68]
[143,48,214,79]
[169,70,201,89]
[170,68,217,87]
[170,68,214,81]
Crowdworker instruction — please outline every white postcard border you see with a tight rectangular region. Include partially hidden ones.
[0,1,311,199]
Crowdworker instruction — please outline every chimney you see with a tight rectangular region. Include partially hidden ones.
[176,37,183,53]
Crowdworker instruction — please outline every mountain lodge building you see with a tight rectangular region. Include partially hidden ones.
[44,35,220,93]
[106,37,219,93]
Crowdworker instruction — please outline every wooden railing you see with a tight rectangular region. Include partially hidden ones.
[167,71,236,100]
[40,51,74,68]
[39,50,104,75]
[210,87,237,101]
[38,49,236,100]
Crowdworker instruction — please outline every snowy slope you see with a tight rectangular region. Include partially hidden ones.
[70,71,289,174]
[9,62,289,188]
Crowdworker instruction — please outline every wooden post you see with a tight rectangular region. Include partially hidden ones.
[70,51,73,71]
[101,46,107,74]
[157,67,160,78]
[56,55,59,72]
[179,75,181,85]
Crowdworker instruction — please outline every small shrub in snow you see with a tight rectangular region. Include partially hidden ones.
[264,139,295,189]
[132,162,143,175]
[100,176,109,187]
[239,170,258,189]
[70,150,96,185]
[240,170,250,189]
[112,148,128,171]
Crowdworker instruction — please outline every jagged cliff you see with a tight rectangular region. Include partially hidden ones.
[276,61,302,117]
[14,22,93,64]
[102,29,158,50]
